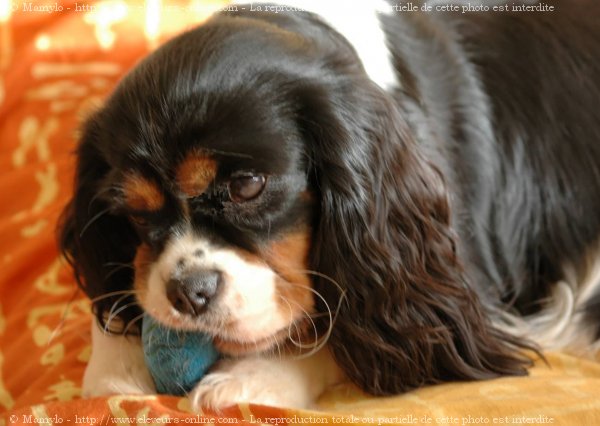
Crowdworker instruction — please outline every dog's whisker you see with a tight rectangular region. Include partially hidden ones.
[106,293,134,317]
[87,186,116,214]
[277,294,319,353]
[47,289,81,344]
[123,312,146,336]
[104,301,140,334]
[103,262,133,275]
[202,147,254,159]
[279,278,343,323]
[282,279,346,359]
[292,272,347,321]
[267,268,346,357]
[79,207,111,238]
[277,295,306,352]
[103,261,134,268]
[289,307,323,357]
[269,263,348,309]
[88,289,137,305]
[299,269,348,303]
[274,334,285,360]
[104,266,134,281]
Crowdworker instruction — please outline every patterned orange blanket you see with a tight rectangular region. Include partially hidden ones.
[1,2,599,425]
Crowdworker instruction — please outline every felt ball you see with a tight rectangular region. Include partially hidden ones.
[141,314,219,395]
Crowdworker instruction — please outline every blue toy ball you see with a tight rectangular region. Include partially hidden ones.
[141,314,219,395]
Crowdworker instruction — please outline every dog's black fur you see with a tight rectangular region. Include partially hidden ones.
[60,1,600,396]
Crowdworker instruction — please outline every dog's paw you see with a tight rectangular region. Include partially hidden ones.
[189,358,311,412]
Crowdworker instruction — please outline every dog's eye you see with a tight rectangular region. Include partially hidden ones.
[228,175,266,203]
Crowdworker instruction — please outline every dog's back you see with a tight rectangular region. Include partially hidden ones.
[385,2,600,349]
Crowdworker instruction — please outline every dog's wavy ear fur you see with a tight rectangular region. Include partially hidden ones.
[58,116,141,333]
[300,77,534,395]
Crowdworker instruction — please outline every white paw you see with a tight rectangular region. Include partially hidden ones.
[189,358,311,411]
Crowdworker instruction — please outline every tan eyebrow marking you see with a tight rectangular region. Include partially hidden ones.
[176,150,218,198]
[122,174,164,211]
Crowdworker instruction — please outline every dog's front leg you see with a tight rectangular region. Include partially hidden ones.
[82,320,156,397]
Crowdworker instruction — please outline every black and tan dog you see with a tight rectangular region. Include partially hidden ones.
[60,0,600,409]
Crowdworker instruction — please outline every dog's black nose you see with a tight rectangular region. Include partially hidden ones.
[166,269,222,316]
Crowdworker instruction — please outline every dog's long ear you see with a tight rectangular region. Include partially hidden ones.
[58,116,141,333]
[300,79,533,395]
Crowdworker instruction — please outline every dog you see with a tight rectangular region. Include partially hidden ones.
[59,0,600,410]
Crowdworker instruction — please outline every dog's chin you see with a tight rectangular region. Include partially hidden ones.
[215,317,320,356]
[144,309,295,356]
[213,327,291,356]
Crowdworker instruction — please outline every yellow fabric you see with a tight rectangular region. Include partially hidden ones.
[317,353,600,424]
[0,2,599,425]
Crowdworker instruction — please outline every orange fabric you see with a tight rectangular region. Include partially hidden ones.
[1,2,599,425]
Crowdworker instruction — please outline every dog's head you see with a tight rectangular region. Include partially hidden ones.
[60,9,531,394]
